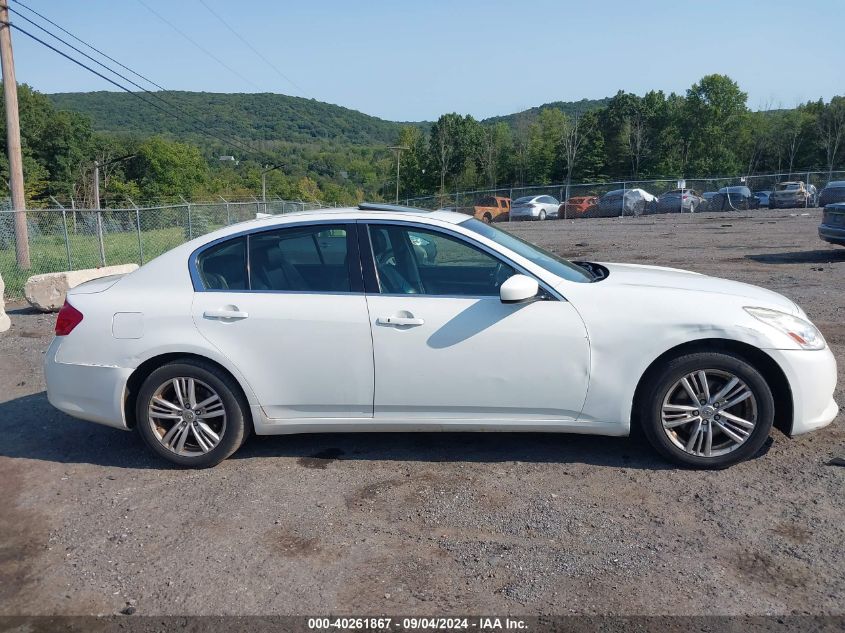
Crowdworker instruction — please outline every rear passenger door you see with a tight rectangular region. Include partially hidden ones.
[191,223,374,420]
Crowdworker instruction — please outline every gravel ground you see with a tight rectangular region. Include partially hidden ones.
[0,208,843,617]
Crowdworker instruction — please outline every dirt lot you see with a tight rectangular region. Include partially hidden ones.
[1,208,843,617]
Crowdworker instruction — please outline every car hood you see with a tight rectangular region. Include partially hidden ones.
[576,262,799,314]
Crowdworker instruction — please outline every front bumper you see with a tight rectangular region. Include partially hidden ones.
[819,223,845,245]
[765,346,839,435]
[770,196,806,207]
[44,338,132,430]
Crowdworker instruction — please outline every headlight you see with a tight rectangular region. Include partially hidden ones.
[744,307,825,350]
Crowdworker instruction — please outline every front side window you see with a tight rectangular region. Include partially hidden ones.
[250,225,351,292]
[461,218,593,283]
[196,237,248,290]
[368,224,515,296]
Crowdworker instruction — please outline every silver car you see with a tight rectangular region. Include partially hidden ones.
[510,195,560,221]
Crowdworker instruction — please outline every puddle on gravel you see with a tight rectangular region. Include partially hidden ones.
[297,447,345,469]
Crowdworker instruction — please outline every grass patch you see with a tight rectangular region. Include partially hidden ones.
[0,227,190,300]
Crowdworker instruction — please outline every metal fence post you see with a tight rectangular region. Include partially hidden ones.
[219,195,230,225]
[96,211,106,266]
[49,196,73,268]
[61,208,72,268]
[127,197,144,265]
[180,195,193,239]
[620,182,626,218]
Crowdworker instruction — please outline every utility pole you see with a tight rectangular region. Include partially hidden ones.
[261,164,283,213]
[0,1,30,268]
[388,146,409,204]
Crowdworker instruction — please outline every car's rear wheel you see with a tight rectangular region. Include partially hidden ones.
[136,360,247,468]
[482,212,492,223]
[639,352,774,468]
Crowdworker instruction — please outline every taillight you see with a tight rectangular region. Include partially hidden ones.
[55,300,83,336]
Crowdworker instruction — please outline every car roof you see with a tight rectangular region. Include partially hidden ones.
[192,204,470,243]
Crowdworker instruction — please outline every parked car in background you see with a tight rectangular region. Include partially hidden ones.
[509,195,560,221]
[818,181,845,207]
[700,192,719,211]
[753,190,772,208]
[710,186,759,211]
[819,202,845,246]
[44,203,838,469]
[469,196,510,223]
[559,195,598,217]
[655,189,704,213]
[769,181,817,208]
[596,188,657,216]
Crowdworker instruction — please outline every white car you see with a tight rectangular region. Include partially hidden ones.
[509,195,560,221]
[45,204,838,468]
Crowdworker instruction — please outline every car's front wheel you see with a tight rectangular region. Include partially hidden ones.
[538,210,547,221]
[639,352,774,468]
[136,360,248,468]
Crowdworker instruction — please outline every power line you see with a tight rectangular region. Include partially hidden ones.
[7,6,260,158]
[196,0,308,98]
[8,21,270,161]
[13,0,167,92]
[135,0,263,92]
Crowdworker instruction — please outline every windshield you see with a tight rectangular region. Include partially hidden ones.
[460,218,593,283]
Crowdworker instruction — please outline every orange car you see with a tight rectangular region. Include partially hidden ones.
[559,196,598,217]
[472,196,511,223]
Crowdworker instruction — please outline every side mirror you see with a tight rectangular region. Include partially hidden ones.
[500,274,540,304]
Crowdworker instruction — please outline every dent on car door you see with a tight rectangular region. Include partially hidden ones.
[190,224,374,420]
[360,222,591,421]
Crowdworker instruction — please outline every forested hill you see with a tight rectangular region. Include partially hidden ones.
[484,97,611,131]
[47,90,610,148]
[47,91,413,147]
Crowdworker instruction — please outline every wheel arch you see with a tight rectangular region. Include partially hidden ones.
[630,338,794,436]
[124,352,254,431]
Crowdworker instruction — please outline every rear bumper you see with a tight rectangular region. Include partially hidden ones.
[819,224,845,245]
[765,346,839,436]
[44,338,132,430]
[510,208,540,219]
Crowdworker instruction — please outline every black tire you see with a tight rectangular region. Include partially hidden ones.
[136,359,248,468]
[482,212,492,224]
[638,352,774,469]
[538,210,546,221]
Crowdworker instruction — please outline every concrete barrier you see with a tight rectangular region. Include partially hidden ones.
[0,272,10,332]
[25,264,139,312]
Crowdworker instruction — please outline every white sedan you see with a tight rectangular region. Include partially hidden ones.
[45,204,838,468]
[509,195,560,221]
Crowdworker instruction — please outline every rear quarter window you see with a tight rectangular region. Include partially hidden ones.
[196,237,248,290]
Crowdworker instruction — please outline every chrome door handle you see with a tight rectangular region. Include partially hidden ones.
[204,308,249,320]
[376,316,424,326]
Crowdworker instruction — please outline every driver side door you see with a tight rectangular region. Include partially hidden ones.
[362,222,590,422]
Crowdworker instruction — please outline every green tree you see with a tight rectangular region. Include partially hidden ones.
[684,74,748,175]
[131,137,209,200]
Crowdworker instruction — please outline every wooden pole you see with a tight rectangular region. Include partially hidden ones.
[0,1,30,268]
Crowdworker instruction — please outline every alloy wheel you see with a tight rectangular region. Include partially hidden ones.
[660,369,758,458]
[147,377,227,456]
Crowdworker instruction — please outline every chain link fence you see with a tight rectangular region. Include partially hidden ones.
[0,198,324,300]
[404,169,845,218]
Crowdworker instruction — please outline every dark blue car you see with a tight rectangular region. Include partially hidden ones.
[819,202,845,246]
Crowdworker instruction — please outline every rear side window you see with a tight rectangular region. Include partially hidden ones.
[196,237,247,290]
[249,225,350,292]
